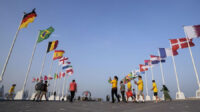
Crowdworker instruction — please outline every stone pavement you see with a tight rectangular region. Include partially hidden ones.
[0,100,200,112]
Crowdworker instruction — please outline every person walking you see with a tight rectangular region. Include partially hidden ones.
[120,81,126,102]
[69,80,77,102]
[7,84,16,100]
[39,81,48,101]
[134,75,145,103]
[33,80,43,101]
[151,80,161,103]
[161,85,172,101]
[109,76,120,103]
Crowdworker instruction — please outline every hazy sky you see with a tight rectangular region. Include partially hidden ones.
[0,0,200,99]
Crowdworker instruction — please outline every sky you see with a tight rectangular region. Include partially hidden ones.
[0,0,200,100]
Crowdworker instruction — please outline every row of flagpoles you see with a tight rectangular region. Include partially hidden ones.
[124,25,200,99]
[0,9,74,99]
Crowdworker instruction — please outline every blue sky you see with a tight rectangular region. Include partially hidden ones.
[0,0,200,99]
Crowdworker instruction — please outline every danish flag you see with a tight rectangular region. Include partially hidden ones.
[169,37,195,51]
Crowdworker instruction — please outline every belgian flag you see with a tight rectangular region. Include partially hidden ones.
[20,9,37,29]
[47,40,58,53]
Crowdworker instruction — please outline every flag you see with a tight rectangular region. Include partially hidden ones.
[59,72,65,78]
[150,55,165,64]
[40,76,43,80]
[170,38,195,51]
[47,40,58,53]
[53,50,65,60]
[66,67,73,75]
[36,78,40,82]
[139,64,148,72]
[48,76,53,80]
[62,63,72,70]
[19,9,37,29]
[32,78,36,83]
[37,27,55,43]
[184,25,200,39]
[144,60,152,66]
[159,48,178,58]
[44,75,48,81]
[59,57,69,65]
[54,73,58,79]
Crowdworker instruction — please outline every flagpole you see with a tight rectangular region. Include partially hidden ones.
[21,32,39,96]
[0,14,24,82]
[150,66,154,80]
[169,41,185,99]
[184,30,200,89]
[39,52,47,78]
[158,50,165,85]
[53,63,59,93]
[61,75,67,100]
[144,71,149,96]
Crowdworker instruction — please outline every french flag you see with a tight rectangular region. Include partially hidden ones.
[159,48,178,58]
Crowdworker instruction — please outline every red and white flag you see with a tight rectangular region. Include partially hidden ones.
[139,64,148,72]
[59,57,69,65]
[66,67,74,75]
[170,37,195,51]
[184,25,200,39]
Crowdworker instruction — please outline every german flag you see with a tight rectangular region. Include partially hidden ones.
[47,40,58,53]
[19,9,37,29]
[53,50,65,60]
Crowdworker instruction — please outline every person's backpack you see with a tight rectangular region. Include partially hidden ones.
[35,82,42,91]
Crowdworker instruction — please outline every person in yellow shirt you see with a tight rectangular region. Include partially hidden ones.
[109,76,120,103]
[126,79,137,102]
[7,84,16,100]
[134,76,145,102]
[151,80,161,103]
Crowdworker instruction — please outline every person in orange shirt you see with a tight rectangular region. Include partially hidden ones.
[109,76,120,103]
[69,80,77,102]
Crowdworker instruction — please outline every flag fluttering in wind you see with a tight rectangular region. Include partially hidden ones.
[144,60,152,66]
[139,64,148,72]
[62,63,72,70]
[66,66,73,75]
[48,76,53,80]
[150,55,165,64]
[37,27,55,43]
[44,75,48,81]
[32,78,36,83]
[159,48,178,58]
[59,57,69,65]
[53,50,65,60]
[20,9,37,29]
[170,38,195,51]
[54,73,58,79]
[47,40,58,53]
[184,25,200,39]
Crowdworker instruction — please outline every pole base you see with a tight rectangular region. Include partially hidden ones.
[14,90,24,100]
[49,95,55,101]
[30,93,36,100]
[176,91,185,100]
[145,95,151,101]
[152,96,156,101]
[196,89,200,98]
[161,94,165,100]
[56,96,60,101]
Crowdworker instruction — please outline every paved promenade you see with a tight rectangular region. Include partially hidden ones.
[0,100,200,112]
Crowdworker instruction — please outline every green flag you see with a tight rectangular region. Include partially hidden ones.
[37,27,54,43]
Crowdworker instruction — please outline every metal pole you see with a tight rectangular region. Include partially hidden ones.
[158,50,165,85]
[62,75,67,98]
[0,15,24,82]
[150,66,154,80]
[21,32,39,93]
[169,41,181,92]
[184,30,200,89]
[53,64,59,92]
[39,52,47,77]
[144,71,149,96]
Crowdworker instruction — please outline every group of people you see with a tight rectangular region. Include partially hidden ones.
[33,80,48,101]
[109,75,172,103]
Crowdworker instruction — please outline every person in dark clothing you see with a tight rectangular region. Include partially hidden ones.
[120,81,126,102]
[69,80,77,102]
[161,85,172,101]
[109,76,120,103]
[39,81,48,101]
[33,80,43,101]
